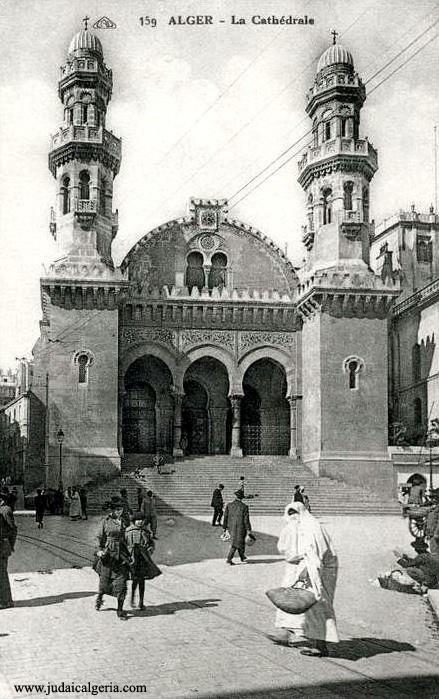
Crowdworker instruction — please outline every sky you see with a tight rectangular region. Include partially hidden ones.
[1,0,439,368]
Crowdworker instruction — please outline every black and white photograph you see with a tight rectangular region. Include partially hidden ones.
[0,0,439,696]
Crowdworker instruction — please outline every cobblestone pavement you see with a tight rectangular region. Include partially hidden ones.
[1,514,438,698]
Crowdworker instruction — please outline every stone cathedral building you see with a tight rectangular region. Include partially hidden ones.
[30,27,438,496]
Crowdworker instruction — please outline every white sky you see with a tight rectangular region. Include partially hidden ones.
[1,0,439,368]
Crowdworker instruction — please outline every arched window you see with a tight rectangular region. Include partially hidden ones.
[412,343,421,382]
[185,252,205,292]
[324,121,332,141]
[100,179,107,215]
[322,188,332,225]
[61,176,70,214]
[79,171,90,200]
[362,186,369,222]
[414,398,422,426]
[66,108,74,125]
[208,252,227,290]
[77,354,89,384]
[341,118,347,137]
[344,181,354,210]
[81,105,88,124]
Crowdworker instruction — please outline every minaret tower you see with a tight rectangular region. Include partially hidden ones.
[48,17,121,269]
[36,23,127,488]
[295,35,400,494]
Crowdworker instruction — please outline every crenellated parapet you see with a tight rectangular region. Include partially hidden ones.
[295,266,400,319]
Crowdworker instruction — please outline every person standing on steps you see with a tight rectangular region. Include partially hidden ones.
[236,476,245,498]
[141,490,158,539]
[293,485,304,504]
[94,496,130,620]
[211,484,224,526]
[223,490,254,565]
[136,487,144,512]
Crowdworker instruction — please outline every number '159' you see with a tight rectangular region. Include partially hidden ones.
[139,16,157,27]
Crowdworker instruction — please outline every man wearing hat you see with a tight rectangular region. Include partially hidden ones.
[95,496,130,619]
[223,490,254,565]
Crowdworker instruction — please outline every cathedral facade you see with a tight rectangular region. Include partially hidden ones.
[32,28,412,495]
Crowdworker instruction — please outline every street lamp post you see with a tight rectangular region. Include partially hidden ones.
[57,428,64,491]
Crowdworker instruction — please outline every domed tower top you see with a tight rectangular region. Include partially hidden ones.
[316,40,354,74]
[68,28,103,57]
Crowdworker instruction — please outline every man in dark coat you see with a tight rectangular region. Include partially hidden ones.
[211,484,224,526]
[223,490,253,565]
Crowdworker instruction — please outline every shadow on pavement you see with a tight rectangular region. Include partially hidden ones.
[196,674,439,698]
[287,636,416,660]
[14,591,96,607]
[100,598,221,617]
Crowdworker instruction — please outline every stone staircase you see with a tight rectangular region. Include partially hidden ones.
[86,454,400,517]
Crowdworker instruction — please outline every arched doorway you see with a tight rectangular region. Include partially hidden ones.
[122,355,173,454]
[182,380,209,454]
[182,356,231,455]
[241,358,289,455]
[123,383,156,453]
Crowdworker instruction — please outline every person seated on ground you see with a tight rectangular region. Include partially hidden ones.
[394,549,439,590]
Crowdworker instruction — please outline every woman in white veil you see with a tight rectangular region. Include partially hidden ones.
[273,501,339,657]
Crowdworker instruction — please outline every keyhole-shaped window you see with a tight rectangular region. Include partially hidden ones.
[77,354,89,384]
[79,171,90,200]
[322,188,332,225]
[208,252,227,290]
[61,176,70,215]
[341,118,347,137]
[348,361,358,389]
[344,181,354,211]
[343,356,364,390]
[185,252,205,292]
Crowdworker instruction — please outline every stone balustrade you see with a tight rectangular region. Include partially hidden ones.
[75,199,96,213]
[307,72,363,101]
[298,137,377,174]
[393,277,439,317]
[50,126,121,155]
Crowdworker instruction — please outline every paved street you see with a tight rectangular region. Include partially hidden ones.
[1,513,439,698]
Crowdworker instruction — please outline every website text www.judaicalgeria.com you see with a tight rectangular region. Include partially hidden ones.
[13,682,147,696]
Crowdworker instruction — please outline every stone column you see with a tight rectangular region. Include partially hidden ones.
[172,391,184,458]
[230,395,243,458]
[288,396,298,458]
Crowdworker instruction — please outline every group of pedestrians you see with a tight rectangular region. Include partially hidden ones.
[94,489,161,619]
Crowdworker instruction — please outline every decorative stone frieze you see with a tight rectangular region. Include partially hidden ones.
[120,328,177,348]
[239,331,296,352]
[180,329,234,352]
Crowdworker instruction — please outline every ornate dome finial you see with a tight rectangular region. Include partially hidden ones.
[82,15,90,31]
[331,29,338,45]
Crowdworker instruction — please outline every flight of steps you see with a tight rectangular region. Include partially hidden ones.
[86,455,400,517]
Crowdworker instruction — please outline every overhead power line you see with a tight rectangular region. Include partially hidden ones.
[227,19,439,210]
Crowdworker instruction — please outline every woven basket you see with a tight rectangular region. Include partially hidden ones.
[266,586,317,614]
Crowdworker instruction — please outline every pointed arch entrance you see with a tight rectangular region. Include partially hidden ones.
[182,356,231,455]
[241,358,290,455]
[122,355,173,454]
